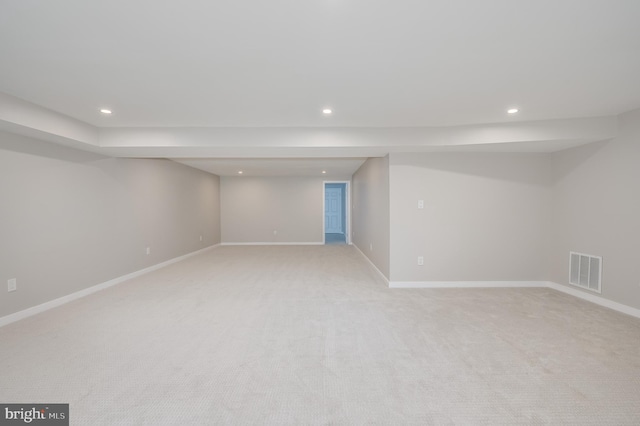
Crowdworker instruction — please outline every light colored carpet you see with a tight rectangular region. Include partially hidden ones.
[1,245,640,425]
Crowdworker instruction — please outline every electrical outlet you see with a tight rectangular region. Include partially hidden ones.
[418,200,424,209]
[8,278,17,292]
[418,256,424,266]
[199,235,203,241]
[146,247,151,255]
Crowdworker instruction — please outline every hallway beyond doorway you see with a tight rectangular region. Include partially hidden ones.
[325,232,346,245]
[324,181,349,245]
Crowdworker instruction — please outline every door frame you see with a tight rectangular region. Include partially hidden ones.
[322,181,351,245]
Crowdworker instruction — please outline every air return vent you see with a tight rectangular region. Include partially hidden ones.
[569,252,602,293]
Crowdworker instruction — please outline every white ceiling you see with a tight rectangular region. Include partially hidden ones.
[1,0,639,128]
[0,1,639,175]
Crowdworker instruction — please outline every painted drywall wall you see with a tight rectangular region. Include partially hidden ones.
[389,152,552,283]
[550,108,640,309]
[220,176,350,244]
[0,131,220,318]
[352,156,390,279]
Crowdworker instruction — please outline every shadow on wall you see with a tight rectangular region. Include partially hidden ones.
[0,131,145,190]
[0,132,198,191]
[0,132,106,163]
[550,139,612,181]
[391,152,555,186]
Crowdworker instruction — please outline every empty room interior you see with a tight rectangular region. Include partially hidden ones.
[1,1,640,424]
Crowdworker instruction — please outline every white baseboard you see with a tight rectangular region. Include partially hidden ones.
[546,281,640,319]
[220,242,324,246]
[352,244,389,284]
[389,281,548,288]
[0,244,220,328]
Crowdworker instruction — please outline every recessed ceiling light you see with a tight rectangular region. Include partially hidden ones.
[100,109,112,114]
[322,109,332,115]
[507,108,519,114]
[238,171,243,175]
[322,170,327,174]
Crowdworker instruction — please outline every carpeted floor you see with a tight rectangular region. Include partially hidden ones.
[1,245,639,425]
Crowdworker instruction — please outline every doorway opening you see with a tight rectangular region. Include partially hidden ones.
[323,182,349,245]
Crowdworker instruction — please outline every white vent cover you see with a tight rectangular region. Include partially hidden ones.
[569,252,602,293]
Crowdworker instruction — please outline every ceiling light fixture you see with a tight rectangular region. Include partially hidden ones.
[238,171,243,175]
[322,108,332,115]
[322,170,327,174]
[100,108,112,114]
[507,108,519,114]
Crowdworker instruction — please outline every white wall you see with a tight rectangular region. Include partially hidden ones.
[352,157,390,278]
[389,152,552,283]
[220,176,350,244]
[0,131,221,318]
[550,108,640,309]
